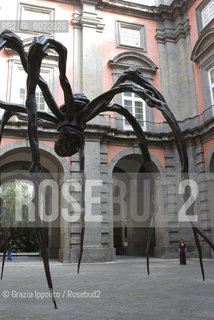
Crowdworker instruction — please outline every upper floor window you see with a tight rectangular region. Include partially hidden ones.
[191,28,214,110]
[208,67,214,105]
[122,92,146,130]
[201,0,214,28]
[19,88,46,111]
[2,37,59,123]
[108,51,158,132]
[18,81,46,112]
[196,0,214,32]
[116,21,146,51]
[9,62,55,113]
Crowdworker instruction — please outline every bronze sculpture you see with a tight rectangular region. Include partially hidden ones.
[0,30,213,309]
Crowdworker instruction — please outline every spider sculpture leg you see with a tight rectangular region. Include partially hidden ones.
[122,81,214,280]
[78,78,214,279]
[0,227,8,280]
[23,35,78,307]
[0,110,58,309]
[0,32,76,304]
[25,58,58,307]
[102,103,154,275]
[26,35,87,274]
[77,143,86,274]
[0,34,61,306]
[0,188,6,279]
[26,33,77,171]
[0,30,64,120]
[0,107,58,286]
[77,83,181,275]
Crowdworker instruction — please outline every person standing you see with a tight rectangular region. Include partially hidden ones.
[7,241,13,260]
[179,239,186,265]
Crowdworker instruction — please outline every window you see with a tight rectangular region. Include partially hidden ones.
[19,86,45,111]
[9,63,54,112]
[116,21,146,51]
[122,92,146,130]
[108,52,158,131]
[209,67,214,105]
[191,28,214,109]
[196,0,214,32]
[201,0,214,28]
[17,2,55,35]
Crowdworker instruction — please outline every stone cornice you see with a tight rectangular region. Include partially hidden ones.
[156,20,191,43]
[2,110,214,148]
[45,0,197,19]
[155,0,188,20]
[96,0,197,20]
[96,0,157,20]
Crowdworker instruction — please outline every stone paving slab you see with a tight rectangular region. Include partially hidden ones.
[0,257,213,320]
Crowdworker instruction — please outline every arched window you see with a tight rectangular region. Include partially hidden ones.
[191,28,214,111]
[108,51,158,131]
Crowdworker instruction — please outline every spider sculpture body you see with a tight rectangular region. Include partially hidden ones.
[0,30,213,309]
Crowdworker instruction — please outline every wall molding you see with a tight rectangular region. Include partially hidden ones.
[72,10,105,32]
[108,51,158,75]
[191,28,214,64]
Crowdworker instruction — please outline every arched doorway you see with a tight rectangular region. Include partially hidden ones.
[112,154,160,257]
[0,143,69,259]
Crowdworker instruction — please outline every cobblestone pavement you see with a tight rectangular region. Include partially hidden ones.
[0,257,213,320]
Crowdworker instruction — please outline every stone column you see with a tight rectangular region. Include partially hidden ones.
[72,1,105,100]
[82,139,104,261]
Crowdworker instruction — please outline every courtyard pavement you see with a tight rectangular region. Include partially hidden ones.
[0,256,213,320]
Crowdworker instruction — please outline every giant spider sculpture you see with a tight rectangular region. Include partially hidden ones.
[0,30,213,309]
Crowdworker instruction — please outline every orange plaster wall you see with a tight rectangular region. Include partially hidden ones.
[203,139,214,164]
[187,0,205,115]
[107,145,131,164]
[1,137,25,147]
[101,11,164,124]
[149,148,165,170]
[187,0,201,50]
[193,62,205,115]
[106,144,165,170]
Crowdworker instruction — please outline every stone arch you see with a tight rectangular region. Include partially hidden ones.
[110,147,164,257]
[0,140,70,175]
[108,147,165,177]
[0,140,71,260]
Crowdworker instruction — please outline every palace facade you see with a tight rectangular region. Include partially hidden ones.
[0,0,213,261]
